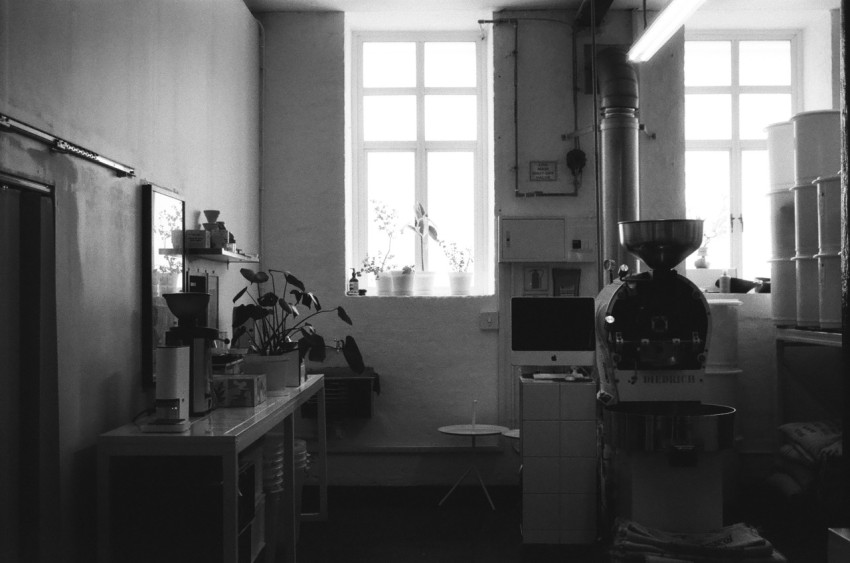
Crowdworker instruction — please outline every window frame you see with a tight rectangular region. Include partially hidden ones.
[350,30,491,295]
[684,30,801,277]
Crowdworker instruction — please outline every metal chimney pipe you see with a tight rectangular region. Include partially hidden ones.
[597,47,640,275]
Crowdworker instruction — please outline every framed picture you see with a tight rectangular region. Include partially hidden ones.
[552,268,581,297]
[142,183,185,389]
[523,266,549,294]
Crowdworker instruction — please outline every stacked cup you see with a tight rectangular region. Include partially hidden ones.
[765,121,796,327]
[789,110,839,329]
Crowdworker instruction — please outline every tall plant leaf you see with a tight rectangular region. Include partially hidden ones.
[336,306,353,326]
[258,292,278,307]
[284,271,305,292]
[232,286,248,303]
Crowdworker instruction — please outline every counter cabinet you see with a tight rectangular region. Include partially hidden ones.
[98,373,327,563]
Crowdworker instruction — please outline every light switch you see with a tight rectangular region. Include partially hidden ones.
[479,311,499,330]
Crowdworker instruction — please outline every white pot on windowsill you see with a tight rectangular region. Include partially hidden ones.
[392,270,414,296]
[448,271,473,295]
[375,273,393,296]
[414,271,436,296]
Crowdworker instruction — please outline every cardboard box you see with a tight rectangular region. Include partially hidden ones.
[185,229,210,249]
[212,373,266,407]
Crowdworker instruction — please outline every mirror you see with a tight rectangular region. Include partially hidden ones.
[142,183,185,388]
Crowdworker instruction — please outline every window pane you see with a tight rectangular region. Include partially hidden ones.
[425,42,476,87]
[685,151,731,269]
[685,41,731,86]
[740,41,791,86]
[739,94,792,139]
[425,95,477,141]
[363,42,415,87]
[366,152,415,269]
[741,150,771,279]
[428,152,475,275]
[363,95,416,141]
[685,94,731,140]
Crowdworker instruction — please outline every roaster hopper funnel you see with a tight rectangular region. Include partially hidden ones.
[619,219,704,271]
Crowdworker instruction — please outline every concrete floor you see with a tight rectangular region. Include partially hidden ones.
[289,485,829,562]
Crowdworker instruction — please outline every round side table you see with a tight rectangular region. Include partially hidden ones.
[438,423,508,510]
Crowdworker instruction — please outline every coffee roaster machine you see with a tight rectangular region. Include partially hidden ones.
[594,219,736,533]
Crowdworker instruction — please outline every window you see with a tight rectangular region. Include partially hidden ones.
[684,33,799,280]
[350,32,491,295]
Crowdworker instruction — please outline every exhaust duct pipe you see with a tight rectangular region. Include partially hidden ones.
[597,46,640,275]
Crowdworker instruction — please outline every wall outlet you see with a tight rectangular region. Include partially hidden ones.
[479,311,499,331]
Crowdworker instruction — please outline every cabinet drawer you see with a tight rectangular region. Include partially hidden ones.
[522,457,560,493]
[521,382,560,420]
[559,421,597,457]
[559,457,597,494]
[523,493,560,531]
[559,493,597,530]
[560,383,597,420]
[522,420,559,456]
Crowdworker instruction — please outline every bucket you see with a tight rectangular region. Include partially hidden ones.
[767,188,795,259]
[791,182,819,258]
[792,256,819,328]
[706,299,742,370]
[766,120,795,188]
[817,253,842,330]
[791,110,840,185]
[815,174,841,255]
[769,258,796,327]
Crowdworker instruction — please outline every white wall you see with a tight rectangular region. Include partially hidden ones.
[0,1,260,559]
[258,12,502,485]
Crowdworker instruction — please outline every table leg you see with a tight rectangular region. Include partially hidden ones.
[438,466,473,506]
[282,414,296,563]
[471,465,496,510]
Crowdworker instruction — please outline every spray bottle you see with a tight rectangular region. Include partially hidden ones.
[719,270,731,293]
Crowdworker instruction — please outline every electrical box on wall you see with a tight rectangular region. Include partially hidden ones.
[499,216,596,263]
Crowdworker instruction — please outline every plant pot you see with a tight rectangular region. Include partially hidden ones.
[393,272,414,296]
[694,247,709,269]
[448,271,473,295]
[242,354,305,393]
[376,274,393,296]
[413,271,436,295]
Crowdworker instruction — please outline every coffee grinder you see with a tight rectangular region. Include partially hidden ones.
[162,292,217,416]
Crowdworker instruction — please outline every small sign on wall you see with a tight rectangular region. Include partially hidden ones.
[529,161,558,182]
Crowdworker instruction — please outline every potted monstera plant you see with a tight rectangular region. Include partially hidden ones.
[232,268,363,391]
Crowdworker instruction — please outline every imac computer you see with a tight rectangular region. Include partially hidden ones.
[510,296,595,367]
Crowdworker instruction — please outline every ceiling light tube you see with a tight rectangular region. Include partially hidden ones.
[627,0,708,62]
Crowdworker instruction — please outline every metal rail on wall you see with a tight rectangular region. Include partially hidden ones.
[0,112,135,178]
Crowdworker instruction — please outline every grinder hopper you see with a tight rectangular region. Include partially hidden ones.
[619,219,703,270]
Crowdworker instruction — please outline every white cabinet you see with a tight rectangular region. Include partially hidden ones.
[499,216,596,262]
[520,378,597,544]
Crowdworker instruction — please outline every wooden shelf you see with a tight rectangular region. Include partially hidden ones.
[186,248,259,263]
[159,248,259,263]
[776,328,843,348]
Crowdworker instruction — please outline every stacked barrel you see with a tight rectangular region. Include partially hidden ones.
[766,121,797,326]
[815,173,842,329]
[768,110,840,330]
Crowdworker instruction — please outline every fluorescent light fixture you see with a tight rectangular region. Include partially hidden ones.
[627,0,708,62]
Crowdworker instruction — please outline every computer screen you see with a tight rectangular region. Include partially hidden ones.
[510,297,596,367]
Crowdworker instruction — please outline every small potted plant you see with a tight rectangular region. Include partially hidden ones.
[407,203,439,294]
[232,268,363,391]
[439,240,474,295]
[360,253,396,295]
[393,265,416,296]
[359,201,402,295]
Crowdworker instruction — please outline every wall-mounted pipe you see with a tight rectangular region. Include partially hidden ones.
[596,46,639,274]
